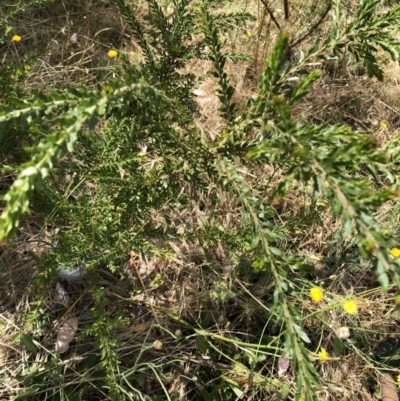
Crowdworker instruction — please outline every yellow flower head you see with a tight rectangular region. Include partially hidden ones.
[343,299,358,315]
[12,35,21,42]
[246,31,252,38]
[107,49,118,58]
[391,248,400,258]
[309,287,324,303]
[318,347,329,363]
[380,121,387,129]
[397,374,400,388]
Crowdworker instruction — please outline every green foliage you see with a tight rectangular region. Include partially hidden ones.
[326,0,400,79]
[13,353,106,401]
[199,5,238,122]
[2,0,400,400]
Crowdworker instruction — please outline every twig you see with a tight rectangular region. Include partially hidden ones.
[291,3,332,48]
[283,0,289,20]
[235,277,270,311]
[259,0,281,31]
[131,251,162,327]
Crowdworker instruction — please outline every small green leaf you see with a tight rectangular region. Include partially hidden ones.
[375,260,389,292]
[293,324,311,343]
[20,334,38,355]
[250,235,260,249]
[230,385,244,398]
[196,336,209,354]
[332,337,345,356]
[13,385,41,401]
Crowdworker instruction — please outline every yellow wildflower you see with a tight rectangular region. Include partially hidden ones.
[309,287,324,303]
[318,347,329,363]
[391,248,400,258]
[380,121,387,129]
[343,299,358,315]
[12,35,21,42]
[246,31,252,38]
[397,374,400,388]
[107,49,118,58]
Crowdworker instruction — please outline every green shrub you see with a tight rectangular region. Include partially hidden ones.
[2,0,400,399]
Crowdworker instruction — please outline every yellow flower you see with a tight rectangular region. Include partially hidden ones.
[309,287,324,303]
[397,374,400,388]
[12,35,21,42]
[380,121,387,129]
[391,248,400,258]
[107,49,118,58]
[246,31,252,38]
[343,299,358,315]
[318,347,329,363]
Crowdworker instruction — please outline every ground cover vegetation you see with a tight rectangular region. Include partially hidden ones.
[2,0,400,400]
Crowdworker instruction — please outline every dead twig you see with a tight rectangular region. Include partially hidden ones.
[291,3,332,48]
[259,0,281,31]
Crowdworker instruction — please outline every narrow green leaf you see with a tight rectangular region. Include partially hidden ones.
[20,334,38,355]
[293,324,311,343]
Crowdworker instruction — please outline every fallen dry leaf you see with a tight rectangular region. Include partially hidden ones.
[54,281,70,305]
[56,317,79,354]
[128,322,151,333]
[277,356,290,376]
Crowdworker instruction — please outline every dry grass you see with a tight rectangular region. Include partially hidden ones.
[1,0,125,90]
[294,64,400,137]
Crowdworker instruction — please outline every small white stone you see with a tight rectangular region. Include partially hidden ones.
[58,264,87,282]
[336,326,350,339]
